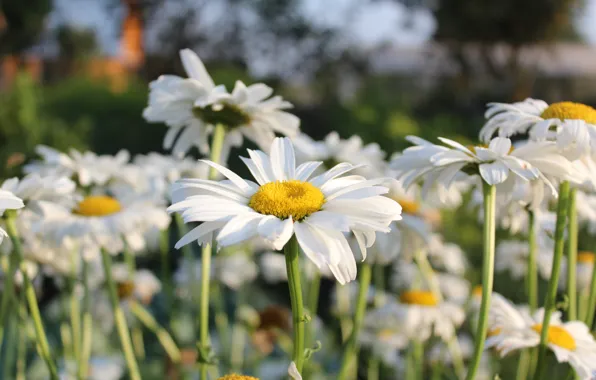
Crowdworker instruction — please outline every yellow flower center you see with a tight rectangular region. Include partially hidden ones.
[540,102,596,124]
[249,180,325,221]
[117,281,135,300]
[578,251,595,264]
[531,324,576,351]
[378,328,397,342]
[397,198,420,215]
[487,328,502,338]
[217,375,259,380]
[472,285,483,297]
[399,290,439,306]
[74,196,122,217]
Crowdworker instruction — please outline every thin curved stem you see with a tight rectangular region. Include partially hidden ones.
[305,270,321,349]
[285,235,306,373]
[337,262,372,380]
[465,182,496,380]
[534,181,570,380]
[79,259,93,379]
[527,210,538,313]
[100,249,141,380]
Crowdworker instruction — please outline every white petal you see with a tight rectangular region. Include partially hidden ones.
[479,161,509,185]
[216,213,263,247]
[488,137,512,156]
[179,49,215,89]
[257,216,294,250]
[270,137,296,181]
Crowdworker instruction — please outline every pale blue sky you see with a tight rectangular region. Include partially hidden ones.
[50,0,596,55]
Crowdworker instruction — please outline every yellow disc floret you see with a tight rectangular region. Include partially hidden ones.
[472,285,483,297]
[217,375,259,380]
[397,198,420,215]
[531,324,576,351]
[578,251,595,264]
[540,102,596,124]
[117,281,135,300]
[249,180,325,221]
[74,196,122,217]
[399,290,439,306]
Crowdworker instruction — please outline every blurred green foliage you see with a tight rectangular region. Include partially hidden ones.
[0,73,90,178]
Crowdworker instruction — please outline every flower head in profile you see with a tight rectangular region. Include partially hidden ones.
[111,264,162,304]
[391,136,580,199]
[487,293,596,379]
[169,137,402,284]
[482,99,596,159]
[143,49,300,157]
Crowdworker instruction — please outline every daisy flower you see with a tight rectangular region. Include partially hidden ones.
[426,234,468,276]
[169,137,402,284]
[143,49,300,157]
[482,99,596,159]
[360,304,409,366]
[35,193,166,260]
[392,289,465,342]
[1,173,78,209]
[495,239,553,280]
[487,293,596,379]
[214,252,258,290]
[292,132,387,177]
[111,264,162,305]
[24,146,132,187]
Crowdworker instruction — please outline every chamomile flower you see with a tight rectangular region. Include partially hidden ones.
[35,194,165,260]
[143,49,300,157]
[111,264,162,304]
[360,303,409,366]
[426,235,468,276]
[487,293,596,379]
[292,132,387,177]
[495,239,553,280]
[0,189,24,243]
[215,252,258,290]
[393,290,465,342]
[391,136,578,195]
[1,173,78,209]
[482,99,596,159]
[25,146,132,187]
[169,137,402,284]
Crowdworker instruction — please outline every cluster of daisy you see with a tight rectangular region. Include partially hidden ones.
[4,46,596,380]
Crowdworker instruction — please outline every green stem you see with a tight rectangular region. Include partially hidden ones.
[70,268,81,366]
[5,213,59,380]
[212,283,230,358]
[285,235,306,374]
[199,124,226,380]
[100,249,141,380]
[79,260,93,379]
[534,181,570,380]
[130,300,182,363]
[567,188,578,320]
[515,350,531,380]
[584,250,596,327]
[527,210,538,313]
[413,341,424,380]
[3,312,17,380]
[0,230,21,345]
[368,356,380,380]
[160,228,173,309]
[337,262,373,380]
[465,182,496,380]
[305,271,321,348]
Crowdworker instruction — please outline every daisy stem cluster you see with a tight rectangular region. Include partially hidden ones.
[284,235,306,374]
[465,182,496,380]
[534,180,571,380]
[4,212,59,380]
[567,188,579,320]
[100,249,142,380]
[199,123,226,379]
[337,262,373,380]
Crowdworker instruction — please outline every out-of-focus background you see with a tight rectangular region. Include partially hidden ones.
[2,0,594,171]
